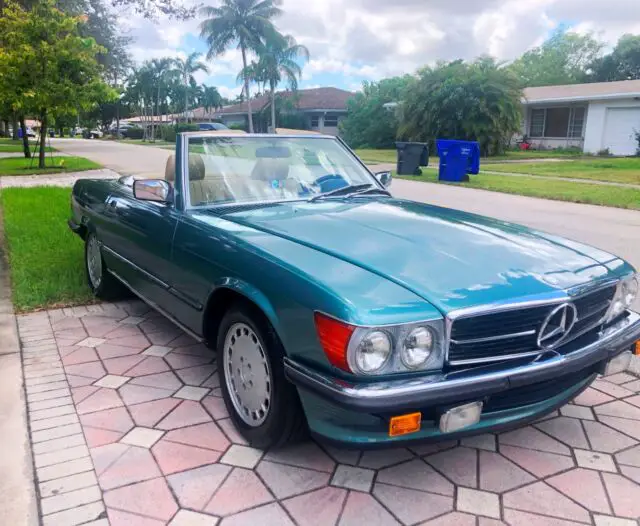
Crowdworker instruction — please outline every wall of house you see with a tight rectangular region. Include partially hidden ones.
[307,113,346,136]
[583,98,640,154]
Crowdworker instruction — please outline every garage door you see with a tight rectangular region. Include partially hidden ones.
[602,107,640,155]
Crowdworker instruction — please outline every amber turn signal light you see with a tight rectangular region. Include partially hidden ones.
[634,340,640,356]
[389,412,421,437]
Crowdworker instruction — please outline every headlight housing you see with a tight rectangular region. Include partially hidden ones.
[315,312,445,376]
[604,274,638,323]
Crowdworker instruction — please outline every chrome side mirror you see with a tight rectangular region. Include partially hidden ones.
[133,179,172,203]
[375,171,392,188]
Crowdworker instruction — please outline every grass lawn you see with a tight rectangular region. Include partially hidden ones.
[0,187,93,312]
[0,156,101,176]
[115,138,174,150]
[0,138,55,153]
[396,170,640,210]
[482,157,640,185]
[354,148,586,165]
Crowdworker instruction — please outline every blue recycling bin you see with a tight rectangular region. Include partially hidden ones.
[436,140,480,182]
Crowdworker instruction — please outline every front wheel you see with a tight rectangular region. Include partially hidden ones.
[217,303,306,449]
[84,232,128,300]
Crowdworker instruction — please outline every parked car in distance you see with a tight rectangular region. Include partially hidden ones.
[198,122,228,131]
[68,132,640,449]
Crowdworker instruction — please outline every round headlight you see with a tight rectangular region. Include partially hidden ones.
[401,326,434,369]
[622,276,639,307]
[354,330,391,373]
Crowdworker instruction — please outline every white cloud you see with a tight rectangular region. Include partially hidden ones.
[118,0,640,86]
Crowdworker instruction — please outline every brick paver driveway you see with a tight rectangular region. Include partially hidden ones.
[19,300,640,526]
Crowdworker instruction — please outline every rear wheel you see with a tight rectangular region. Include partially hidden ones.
[84,232,129,300]
[217,303,306,449]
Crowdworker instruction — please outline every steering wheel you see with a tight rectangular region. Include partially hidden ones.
[313,174,348,193]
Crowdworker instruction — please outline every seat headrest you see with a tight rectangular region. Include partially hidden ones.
[165,155,175,182]
[251,157,289,181]
[164,153,206,182]
[188,153,206,181]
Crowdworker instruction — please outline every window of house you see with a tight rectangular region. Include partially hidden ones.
[529,109,545,137]
[324,115,339,127]
[544,107,570,137]
[568,107,586,138]
[310,116,319,128]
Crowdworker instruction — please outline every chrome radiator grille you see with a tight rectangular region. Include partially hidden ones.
[448,283,617,366]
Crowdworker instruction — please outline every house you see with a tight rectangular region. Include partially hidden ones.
[191,87,354,135]
[521,79,640,155]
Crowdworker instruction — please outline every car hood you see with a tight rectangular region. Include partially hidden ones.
[215,198,631,314]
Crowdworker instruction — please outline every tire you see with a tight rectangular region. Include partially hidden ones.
[84,232,129,300]
[216,302,307,449]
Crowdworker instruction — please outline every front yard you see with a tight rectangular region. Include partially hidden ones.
[0,187,92,311]
[396,171,640,210]
[482,157,640,185]
[0,155,101,176]
[0,138,55,153]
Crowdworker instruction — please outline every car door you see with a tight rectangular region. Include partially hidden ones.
[102,184,181,308]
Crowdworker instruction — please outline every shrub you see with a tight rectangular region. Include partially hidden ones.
[159,123,199,142]
[229,123,247,132]
[597,147,611,156]
[125,127,144,140]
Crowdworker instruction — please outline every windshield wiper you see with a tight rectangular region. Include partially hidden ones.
[309,183,373,202]
[345,186,392,198]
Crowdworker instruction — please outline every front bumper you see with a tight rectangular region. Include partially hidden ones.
[286,310,640,415]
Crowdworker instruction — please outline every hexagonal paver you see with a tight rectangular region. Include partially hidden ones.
[22,303,640,526]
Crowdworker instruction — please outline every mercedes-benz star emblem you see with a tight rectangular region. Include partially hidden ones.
[537,303,578,349]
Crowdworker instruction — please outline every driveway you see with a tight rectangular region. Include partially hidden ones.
[19,300,640,526]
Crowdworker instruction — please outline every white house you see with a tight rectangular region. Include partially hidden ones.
[521,79,640,155]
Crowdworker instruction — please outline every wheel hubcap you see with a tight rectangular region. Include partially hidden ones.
[223,322,272,426]
[87,236,102,288]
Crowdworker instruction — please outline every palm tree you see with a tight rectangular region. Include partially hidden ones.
[243,34,309,131]
[201,85,224,116]
[199,0,282,133]
[173,52,209,122]
[149,57,174,140]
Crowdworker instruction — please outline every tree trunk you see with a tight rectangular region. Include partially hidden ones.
[38,113,47,169]
[19,116,31,158]
[2,120,8,137]
[184,73,189,123]
[241,45,254,133]
[11,115,18,140]
[270,80,276,133]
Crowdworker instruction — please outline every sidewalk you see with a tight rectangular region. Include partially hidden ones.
[0,208,39,526]
[0,168,120,189]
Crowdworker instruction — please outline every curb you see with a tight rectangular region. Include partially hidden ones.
[0,204,39,526]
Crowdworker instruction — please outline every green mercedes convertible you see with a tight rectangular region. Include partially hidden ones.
[69,131,640,448]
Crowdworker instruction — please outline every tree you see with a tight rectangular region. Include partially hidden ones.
[398,57,523,156]
[149,57,174,138]
[200,85,223,114]
[340,76,411,148]
[509,29,604,87]
[0,0,115,167]
[199,0,282,133]
[241,33,309,131]
[590,34,640,81]
[173,52,209,122]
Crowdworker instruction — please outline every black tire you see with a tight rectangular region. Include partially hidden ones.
[84,232,129,300]
[216,302,307,449]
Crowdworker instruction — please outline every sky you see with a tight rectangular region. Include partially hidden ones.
[119,0,640,99]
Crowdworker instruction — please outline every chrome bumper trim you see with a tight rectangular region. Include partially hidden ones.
[285,310,640,413]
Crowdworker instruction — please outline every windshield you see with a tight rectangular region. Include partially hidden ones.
[185,135,378,207]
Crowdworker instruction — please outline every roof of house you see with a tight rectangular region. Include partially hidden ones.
[194,87,354,118]
[523,79,640,104]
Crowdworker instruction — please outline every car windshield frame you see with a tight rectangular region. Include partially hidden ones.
[179,133,384,210]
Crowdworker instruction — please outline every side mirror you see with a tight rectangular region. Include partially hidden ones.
[133,179,172,203]
[375,171,392,188]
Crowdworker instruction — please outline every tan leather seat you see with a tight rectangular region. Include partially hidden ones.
[164,154,232,205]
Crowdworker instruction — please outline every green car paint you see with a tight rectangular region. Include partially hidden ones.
[69,133,639,446]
